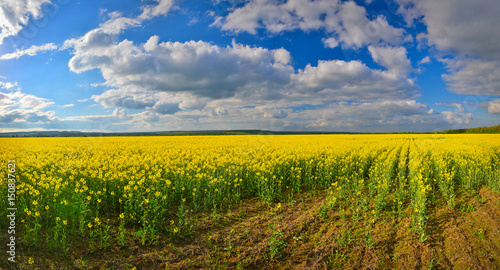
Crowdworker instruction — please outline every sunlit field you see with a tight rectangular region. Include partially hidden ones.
[2,134,500,268]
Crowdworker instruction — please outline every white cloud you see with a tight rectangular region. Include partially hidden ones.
[138,0,175,20]
[273,48,291,65]
[0,43,57,60]
[397,0,500,98]
[144,35,160,52]
[0,0,52,44]
[482,99,500,114]
[92,89,156,110]
[291,59,418,101]
[0,88,57,124]
[322,37,338,48]
[418,56,431,65]
[0,81,18,89]
[441,110,472,124]
[368,45,413,74]
[214,0,409,48]
[398,0,500,59]
[440,58,500,96]
[68,38,293,99]
[62,104,74,108]
[151,101,180,115]
[336,1,407,48]
[19,94,53,110]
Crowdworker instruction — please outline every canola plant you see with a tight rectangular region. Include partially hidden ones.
[1,134,499,248]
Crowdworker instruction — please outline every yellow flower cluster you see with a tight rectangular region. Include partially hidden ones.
[1,134,499,246]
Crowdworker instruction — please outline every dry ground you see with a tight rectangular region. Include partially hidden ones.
[3,187,500,269]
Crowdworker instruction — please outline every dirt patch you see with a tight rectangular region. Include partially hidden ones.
[4,188,500,269]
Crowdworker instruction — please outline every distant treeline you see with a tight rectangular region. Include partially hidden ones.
[437,124,500,134]
[2,125,500,137]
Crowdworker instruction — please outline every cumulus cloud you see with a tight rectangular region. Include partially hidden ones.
[398,0,500,59]
[151,101,180,115]
[322,37,339,49]
[91,89,156,110]
[482,99,500,114]
[0,43,57,60]
[274,99,463,132]
[0,83,57,124]
[311,100,428,121]
[441,110,472,124]
[60,0,449,131]
[418,56,431,65]
[214,0,409,48]
[368,45,413,74]
[138,0,175,20]
[0,0,52,44]
[62,0,174,54]
[0,81,18,90]
[72,32,420,117]
[67,37,293,100]
[291,60,418,101]
[440,58,500,96]
[397,0,500,99]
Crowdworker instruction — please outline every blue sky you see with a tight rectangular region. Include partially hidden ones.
[0,0,499,133]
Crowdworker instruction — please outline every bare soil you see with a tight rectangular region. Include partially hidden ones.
[4,187,500,269]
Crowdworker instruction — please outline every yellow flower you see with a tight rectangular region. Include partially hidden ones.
[119,213,125,219]
[86,196,91,201]
[88,222,92,228]
[28,257,34,264]
[173,227,179,233]
[111,191,115,195]
[56,217,61,221]
[97,199,101,203]
[144,198,149,204]
[63,220,68,225]
[94,217,100,223]
[35,212,40,217]
[170,220,174,225]
[182,187,185,191]
[32,200,38,205]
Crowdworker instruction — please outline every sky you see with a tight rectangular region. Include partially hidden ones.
[0,0,499,133]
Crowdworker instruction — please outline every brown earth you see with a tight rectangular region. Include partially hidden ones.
[5,187,500,269]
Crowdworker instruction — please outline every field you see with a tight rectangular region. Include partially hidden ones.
[2,134,500,269]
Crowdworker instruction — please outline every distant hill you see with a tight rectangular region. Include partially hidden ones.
[2,125,499,137]
[437,124,500,134]
[0,129,357,137]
